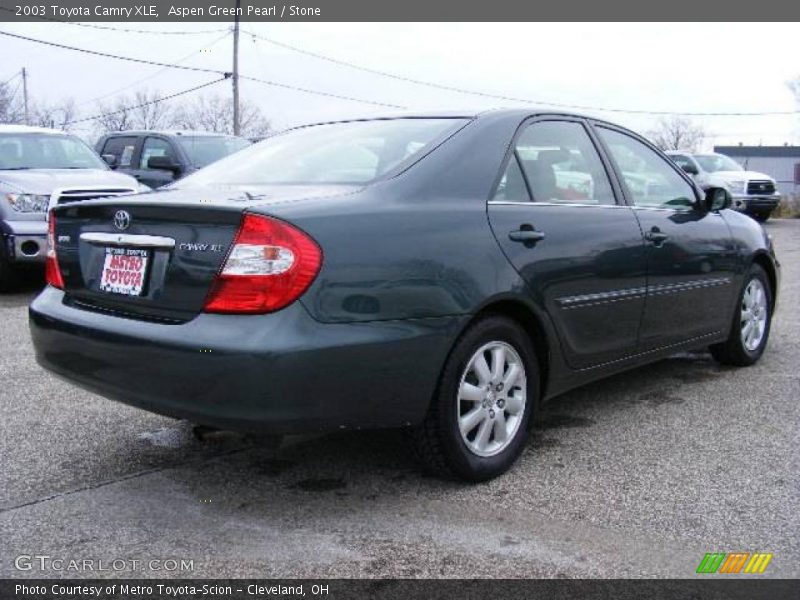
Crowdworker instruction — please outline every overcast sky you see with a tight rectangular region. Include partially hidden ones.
[3,22,800,146]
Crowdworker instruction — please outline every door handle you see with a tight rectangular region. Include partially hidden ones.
[644,228,668,245]
[509,228,546,244]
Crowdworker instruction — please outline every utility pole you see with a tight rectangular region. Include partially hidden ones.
[232,0,241,136]
[21,67,29,125]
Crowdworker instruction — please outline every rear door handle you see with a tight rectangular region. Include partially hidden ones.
[509,229,546,243]
[644,228,669,245]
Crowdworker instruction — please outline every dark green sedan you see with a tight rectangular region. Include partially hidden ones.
[29,110,780,481]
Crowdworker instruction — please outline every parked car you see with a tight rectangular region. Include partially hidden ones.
[0,125,146,291]
[666,151,780,222]
[30,111,779,481]
[96,130,251,189]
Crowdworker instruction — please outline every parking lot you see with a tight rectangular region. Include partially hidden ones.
[1,218,798,579]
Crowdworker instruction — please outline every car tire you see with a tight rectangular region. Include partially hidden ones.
[709,263,773,366]
[412,315,538,482]
[752,212,771,223]
[0,241,19,293]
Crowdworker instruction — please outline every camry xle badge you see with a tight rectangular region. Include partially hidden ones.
[113,210,131,231]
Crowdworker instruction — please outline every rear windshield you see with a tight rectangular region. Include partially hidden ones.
[176,135,250,168]
[174,118,468,186]
[0,133,106,170]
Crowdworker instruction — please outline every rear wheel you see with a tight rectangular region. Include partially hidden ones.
[413,316,537,482]
[709,264,773,366]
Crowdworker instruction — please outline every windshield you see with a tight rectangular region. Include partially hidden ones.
[176,135,251,168]
[175,118,468,187]
[0,133,106,170]
[694,154,743,173]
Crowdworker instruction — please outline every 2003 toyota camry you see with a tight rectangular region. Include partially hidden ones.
[29,110,780,481]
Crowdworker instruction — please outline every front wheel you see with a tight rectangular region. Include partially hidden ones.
[413,316,537,482]
[710,264,773,366]
[751,211,771,223]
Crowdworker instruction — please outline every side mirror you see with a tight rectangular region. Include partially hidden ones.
[702,186,732,212]
[680,162,699,176]
[101,154,117,168]
[147,155,181,175]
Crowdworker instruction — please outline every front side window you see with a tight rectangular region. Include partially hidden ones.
[174,118,468,187]
[513,121,615,205]
[0,133,106,170]
[101,136,137,168]
[140,138,176,170]
[598,128,696,210]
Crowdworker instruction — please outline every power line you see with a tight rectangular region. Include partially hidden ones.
[0,30,227,75]
[1,69,20,86]
[76,31,232,108]
[240,74,406,109]
[0,29,402,109]
[65,77,228,125]
[246,30,798,117]
[0,7,227,35]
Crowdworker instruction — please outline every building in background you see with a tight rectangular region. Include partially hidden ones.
[714,145,800,197]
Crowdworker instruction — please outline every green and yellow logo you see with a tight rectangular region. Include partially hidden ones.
[696,552,773,574]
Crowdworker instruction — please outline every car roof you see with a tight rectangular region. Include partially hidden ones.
[0,124,70,135]
[276,108,626,132]
[102,130,241,138]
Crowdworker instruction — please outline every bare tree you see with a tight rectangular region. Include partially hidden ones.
[130,89,173,130]
[31,98,78,131]
[0,80,24,124]
[93,95,136,132]
[648,115,706,152]
[173,94,271,138]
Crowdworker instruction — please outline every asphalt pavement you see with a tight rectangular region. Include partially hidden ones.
[1,218,798,579]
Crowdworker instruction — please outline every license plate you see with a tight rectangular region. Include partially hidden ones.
[99,247,149,296]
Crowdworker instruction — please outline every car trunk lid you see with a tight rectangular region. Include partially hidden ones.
[50,185,356,322]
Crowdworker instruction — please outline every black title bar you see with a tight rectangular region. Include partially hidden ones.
[2,0,800,22]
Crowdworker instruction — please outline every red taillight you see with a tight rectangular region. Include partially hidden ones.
[203,213,322,314]
[45,211,64,289]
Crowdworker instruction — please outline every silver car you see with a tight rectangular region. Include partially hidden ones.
[0,125,147,291]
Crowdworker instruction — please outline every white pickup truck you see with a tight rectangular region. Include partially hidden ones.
[0,125,147,291]
[666,151,780,222]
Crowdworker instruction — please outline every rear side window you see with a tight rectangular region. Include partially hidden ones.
[512,121,615,205]
[492,156,530,202]
[598,128,696,210]
[101,136,138,168]
[140,137,177,169]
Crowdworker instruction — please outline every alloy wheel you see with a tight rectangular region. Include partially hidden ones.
[741,278,768,352]
[457,341,527,457]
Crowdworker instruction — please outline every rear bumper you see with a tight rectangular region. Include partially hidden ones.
[2,219,47,263]
[732,195,781,213]
[29,287,466,433]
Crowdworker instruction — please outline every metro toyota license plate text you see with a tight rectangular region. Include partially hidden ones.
[100,247,149,296]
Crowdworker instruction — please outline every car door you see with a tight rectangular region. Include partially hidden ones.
[594,125,738,350]
[488,118,648,370]
[131,136,180,189]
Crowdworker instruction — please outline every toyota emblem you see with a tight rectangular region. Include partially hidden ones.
[113,210,131,231]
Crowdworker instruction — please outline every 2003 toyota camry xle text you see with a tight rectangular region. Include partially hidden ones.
[29,110,780,481]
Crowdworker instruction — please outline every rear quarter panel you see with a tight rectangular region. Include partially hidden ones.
[257,115,530,325]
